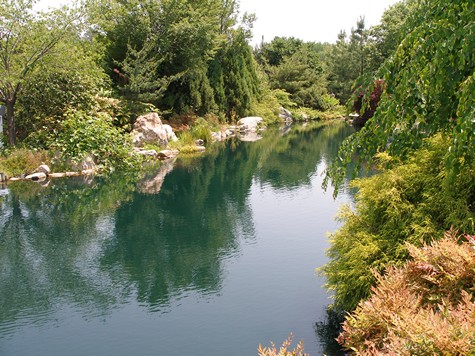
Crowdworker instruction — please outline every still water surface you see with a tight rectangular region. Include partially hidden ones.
[0,122,354,355]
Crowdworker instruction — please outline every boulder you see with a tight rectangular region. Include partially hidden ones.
[36,164,51,175]
[162,124,178,142]
[133,147,158,158]
[131,112,177,147]
[279,107,293,122]
[49,172,67,178]
[237,116,264,132]
[157,149,179,159]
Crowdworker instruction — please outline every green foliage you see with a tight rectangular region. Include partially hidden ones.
[92,95,158,130]
[94,0,261,121]
[17,44,108,141]
[326,1,412,105]
[46,110,140,172]
[293,104,344,121]
[214,29,261,120]
[320,135,475,311]
[0,0,93,145]
[190,117,213,143]
[366,1,413,72]
[0,149,50,177]
[257,38,328,110]
[326,18,370,104]
[327,0,475,189]
[256,36,304,67]
[338,231,475,355]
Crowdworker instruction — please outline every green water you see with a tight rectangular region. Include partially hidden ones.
[0,122,354,355]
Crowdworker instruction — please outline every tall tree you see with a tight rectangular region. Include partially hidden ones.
[326,0,475,189]
[0,0,81,145]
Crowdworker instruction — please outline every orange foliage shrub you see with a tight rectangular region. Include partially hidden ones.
[338,231,475,355]
[258,333,309,356]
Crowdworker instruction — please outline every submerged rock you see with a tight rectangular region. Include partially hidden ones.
[25,172,47,182]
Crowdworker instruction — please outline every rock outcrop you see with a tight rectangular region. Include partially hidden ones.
[131,112,178,147]
[237,117,264,132]
[279,107,293,123]
[36,164,51,175]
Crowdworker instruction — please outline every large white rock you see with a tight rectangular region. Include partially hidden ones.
[131,112,177,147]
[237,116,264,132]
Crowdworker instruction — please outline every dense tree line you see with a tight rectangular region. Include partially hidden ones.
[2,0,407,153]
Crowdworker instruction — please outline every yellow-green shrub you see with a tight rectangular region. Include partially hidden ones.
[0,149,50,177]
[321,135,475,311]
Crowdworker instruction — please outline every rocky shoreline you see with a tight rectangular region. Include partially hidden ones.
[0,113,269,185]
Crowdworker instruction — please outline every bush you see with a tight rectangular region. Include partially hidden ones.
[46,110,140,172]
[338,231,475,355]
[258,334,308,356]
[0,149,50,177]
[190,117,213,143]
[320,135,475,311]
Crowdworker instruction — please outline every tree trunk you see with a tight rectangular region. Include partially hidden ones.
[5,101,16,146]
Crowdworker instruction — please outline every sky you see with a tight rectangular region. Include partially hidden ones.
[239,0,400,45]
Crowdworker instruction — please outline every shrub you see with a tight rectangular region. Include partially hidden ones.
[258,334,309,356]
[338,231,475,355]
[0,149,50,177]
[190,117,213,143]
[320,135,475,311]
[46,110,140,172]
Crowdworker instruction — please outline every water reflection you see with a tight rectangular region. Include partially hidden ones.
[0,122,355,355]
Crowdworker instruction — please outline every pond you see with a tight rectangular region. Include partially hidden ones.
[0,122,355,355]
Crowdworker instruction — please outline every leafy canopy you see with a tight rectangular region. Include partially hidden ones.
[325,0,475,190]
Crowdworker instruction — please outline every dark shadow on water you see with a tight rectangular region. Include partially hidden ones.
[315,308,346,356]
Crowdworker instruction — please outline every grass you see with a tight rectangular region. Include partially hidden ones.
[0,148,50,177]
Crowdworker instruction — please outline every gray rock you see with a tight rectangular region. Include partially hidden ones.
[49,172,67,178]
[279,107,293,122]
[131,112,178,147]
[157,149,179,159]
[237,117,264,132]
[36,164,51,175]
[134,149,158,158]
[81,155,97,171]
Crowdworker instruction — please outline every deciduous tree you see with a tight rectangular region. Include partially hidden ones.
[0,0,82,145]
